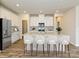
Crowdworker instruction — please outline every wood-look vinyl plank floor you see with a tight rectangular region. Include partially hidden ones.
[0,39,79,58]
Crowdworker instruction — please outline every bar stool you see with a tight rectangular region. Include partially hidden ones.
[35,35,45,56]
[24,34,34,56]
[59,35,70,57]
[46,35,57,56]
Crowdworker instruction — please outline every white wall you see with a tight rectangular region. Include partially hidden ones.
[63,7,76,45]
[75,6,79,46]
[63,6,79,46]
[0,6,19,26]
[0,5,1,17]
[0,6,22,39]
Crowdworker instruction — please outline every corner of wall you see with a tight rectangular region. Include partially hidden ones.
[63,7,76,46]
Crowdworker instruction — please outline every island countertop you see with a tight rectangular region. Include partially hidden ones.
[27,32,58,35]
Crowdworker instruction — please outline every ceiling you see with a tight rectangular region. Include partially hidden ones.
[1,0,79,14]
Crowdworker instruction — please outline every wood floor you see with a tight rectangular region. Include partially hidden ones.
[0,39,79,58]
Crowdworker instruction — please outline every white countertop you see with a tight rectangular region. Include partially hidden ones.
[28,32,57,34]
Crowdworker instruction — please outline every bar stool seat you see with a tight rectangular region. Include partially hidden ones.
[46,35,57,56]
[59,35,70,57]
[24,34,34,56]
[35,35,45,56]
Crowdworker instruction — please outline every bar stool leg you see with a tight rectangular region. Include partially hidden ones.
[24,44,27,55]
[43,44,45,55]
[56,44,58,57]
[65,45,66,54]
[55,44,57,57]
[47,44,49,56]
[61,45,63,57]
[31,44,33,56]
[30,44,31,56]
[49,44,50,56]
[36,44,38,56]
[67,45,70,57]
[58,43,60,56]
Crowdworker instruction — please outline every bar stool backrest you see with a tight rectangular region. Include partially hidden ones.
[35,35,45,44]
[24,34,34,44]
[46,35,57,44]
[59,35,70,45]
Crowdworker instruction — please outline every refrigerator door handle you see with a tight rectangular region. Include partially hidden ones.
[3,30,7,35]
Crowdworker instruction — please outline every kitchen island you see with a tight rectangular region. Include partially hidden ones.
[23,32,68,51]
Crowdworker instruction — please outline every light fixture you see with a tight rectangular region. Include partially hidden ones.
[24,11,26,13]
[55,10,63,22]
[16,4,20,7]
[56,16,62,22]
[56,10,59,13]
[39,11,43,14]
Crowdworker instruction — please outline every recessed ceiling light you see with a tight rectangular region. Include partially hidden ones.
[24,11,26,13]
[16,4,20,7]
[56,10,59,13]
[39,11,43,14]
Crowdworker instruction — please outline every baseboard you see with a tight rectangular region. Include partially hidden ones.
[70,41,76,46]
[75,44,79,47]
[70,43,76,47]
[12,39,21,44]
[70,41,79,47]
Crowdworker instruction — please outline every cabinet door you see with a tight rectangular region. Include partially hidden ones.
[39,14,44,23]
[11,32,20,43]
[45,16,53,26]
[22,20,27,34]
[30,16,38,26]
[3,37,11,50]
[2,19,8,38]
[7,20,11,37]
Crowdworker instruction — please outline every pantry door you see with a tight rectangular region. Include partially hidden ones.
[22,20,27,34]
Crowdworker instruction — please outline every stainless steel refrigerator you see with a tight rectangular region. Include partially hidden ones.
[0,18,11,50]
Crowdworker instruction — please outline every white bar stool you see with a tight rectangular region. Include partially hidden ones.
[24,34,34,56]
[35,35,45,56]
[59,35,70,57]
[46,35,57,56]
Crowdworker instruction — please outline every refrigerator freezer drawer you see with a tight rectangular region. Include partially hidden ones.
[3,37,11,50]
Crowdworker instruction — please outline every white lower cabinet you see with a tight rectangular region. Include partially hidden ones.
[11,32,20,43]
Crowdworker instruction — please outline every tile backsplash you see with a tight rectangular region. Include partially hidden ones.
[30,26,54,32]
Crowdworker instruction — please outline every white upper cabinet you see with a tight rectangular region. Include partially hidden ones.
[44,16,53,26]
[29,14,54,26]
[39,14,44,23]
[30,16,39,26]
